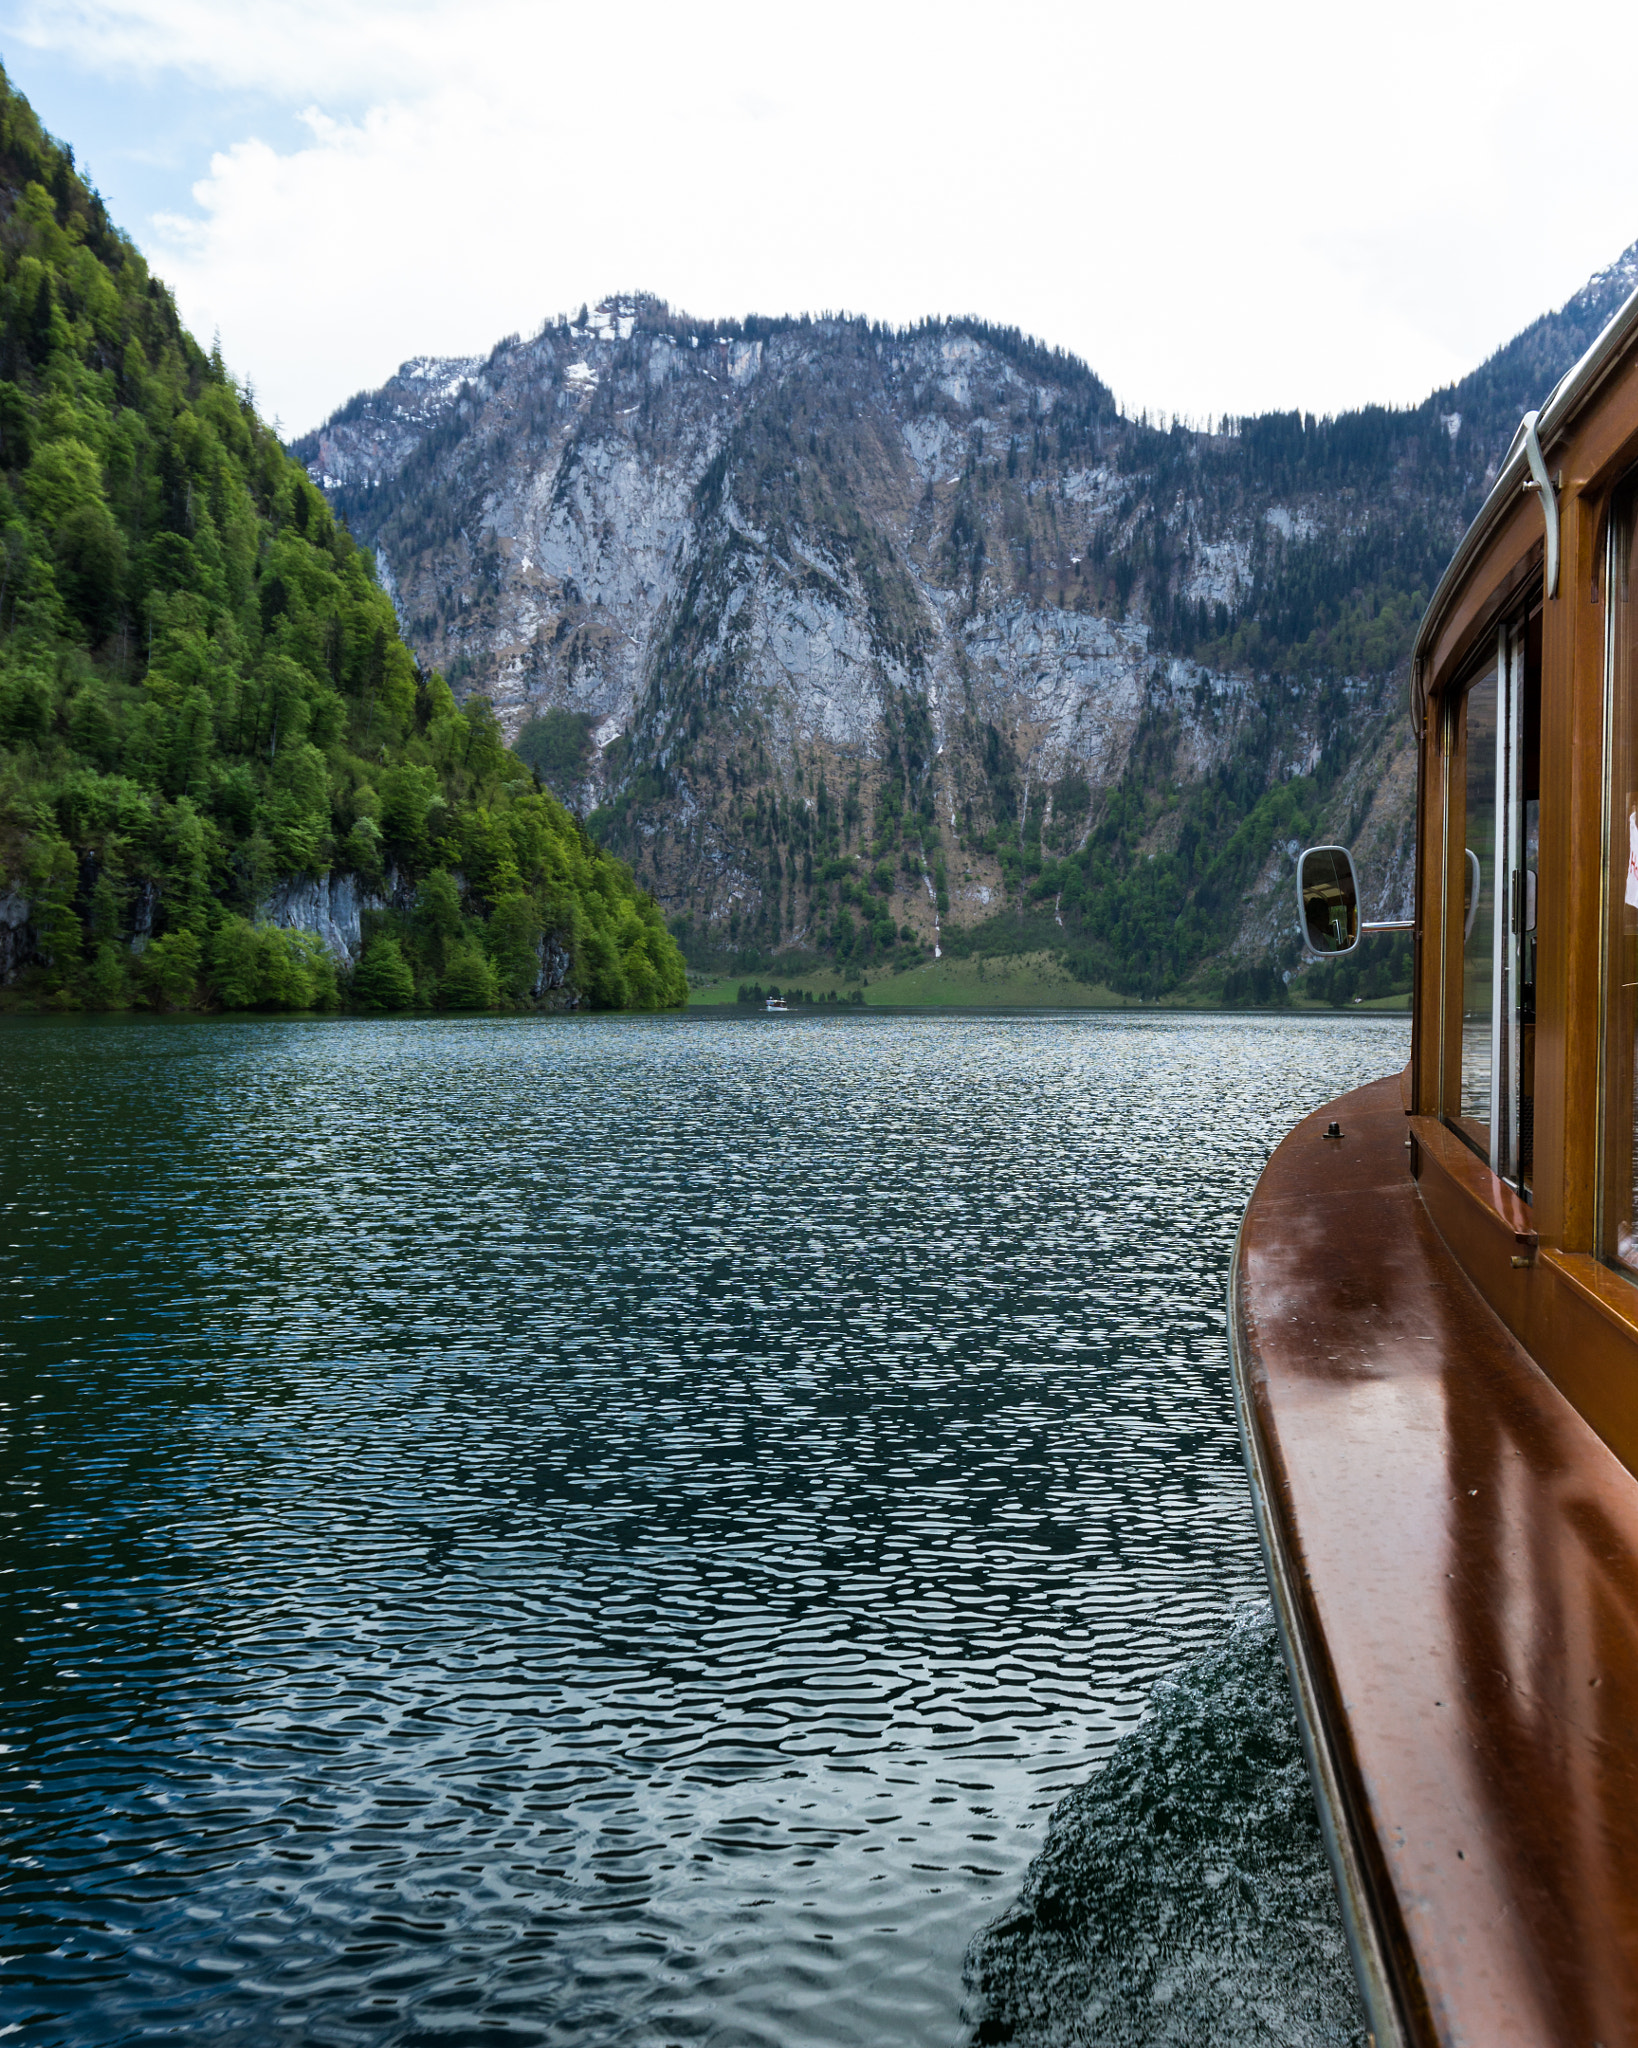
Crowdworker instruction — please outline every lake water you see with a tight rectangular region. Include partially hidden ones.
[0,1009,1406,2046]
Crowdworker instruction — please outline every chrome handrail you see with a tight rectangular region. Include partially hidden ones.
[1521,409,1561,599]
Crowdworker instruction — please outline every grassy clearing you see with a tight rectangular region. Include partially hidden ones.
[864,952,1134,1007]
[687,953,1414,1013]
[690,952,1138,1010]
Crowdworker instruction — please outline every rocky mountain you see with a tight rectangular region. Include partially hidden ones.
[295,248,1638,998]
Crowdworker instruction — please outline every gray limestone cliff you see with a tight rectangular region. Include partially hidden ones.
[296,252,1638,993]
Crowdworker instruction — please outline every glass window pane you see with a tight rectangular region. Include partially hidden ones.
[1459,670,1499,1152]
[1517,613,1541,1193]
[1606,479,1638,1272]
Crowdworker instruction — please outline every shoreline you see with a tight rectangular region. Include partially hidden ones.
[686,949,1411,1014]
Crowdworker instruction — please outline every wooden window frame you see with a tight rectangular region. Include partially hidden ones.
[1598,470,1638,1279]
[1439,594,1541,1179]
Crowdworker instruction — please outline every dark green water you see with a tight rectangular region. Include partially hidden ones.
[0,1009,1404,2046]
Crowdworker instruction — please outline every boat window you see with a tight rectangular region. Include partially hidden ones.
[1519,612,1541,1192]
[1603,475,1638,1272]
[1456,662,1499,1151]
[1444,610,1541,1184]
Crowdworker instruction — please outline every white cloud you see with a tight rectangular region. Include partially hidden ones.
[12,0,1638,434]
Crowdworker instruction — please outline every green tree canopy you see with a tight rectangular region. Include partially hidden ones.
[0,66,684,1017]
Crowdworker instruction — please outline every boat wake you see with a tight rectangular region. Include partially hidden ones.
[962,1605,1365,2047]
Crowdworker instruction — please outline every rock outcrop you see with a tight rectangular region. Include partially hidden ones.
[260,872,383,965]
[0,887,31,985]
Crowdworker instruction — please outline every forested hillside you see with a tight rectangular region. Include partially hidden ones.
[301,249,1638,1002]
[0,68,685,1014]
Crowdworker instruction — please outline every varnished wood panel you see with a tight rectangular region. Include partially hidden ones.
[1412,1115,1638,1479]
[1550,462,1610,1253]
[1424,506,1539,690]
[1237,1076,1638,2046]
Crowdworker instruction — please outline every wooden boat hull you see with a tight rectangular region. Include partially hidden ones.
[1231,1073,1638,2047]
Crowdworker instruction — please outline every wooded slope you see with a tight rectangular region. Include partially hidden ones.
[0,69,684,1015]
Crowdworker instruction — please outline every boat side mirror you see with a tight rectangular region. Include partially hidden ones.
[1298,845,1361,956]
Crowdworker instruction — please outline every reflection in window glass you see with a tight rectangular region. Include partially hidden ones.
[1459,670,1498,1151]
[1607,479,1638,1272]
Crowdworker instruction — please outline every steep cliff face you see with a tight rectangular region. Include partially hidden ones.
[298,253,1638,994]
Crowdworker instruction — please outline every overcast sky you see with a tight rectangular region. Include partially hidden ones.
[4,0,1638,439]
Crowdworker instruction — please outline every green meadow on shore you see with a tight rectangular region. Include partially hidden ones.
[689,948,1412,1012]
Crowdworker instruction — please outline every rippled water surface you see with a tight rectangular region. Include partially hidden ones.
[0,1009,1407,2046]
